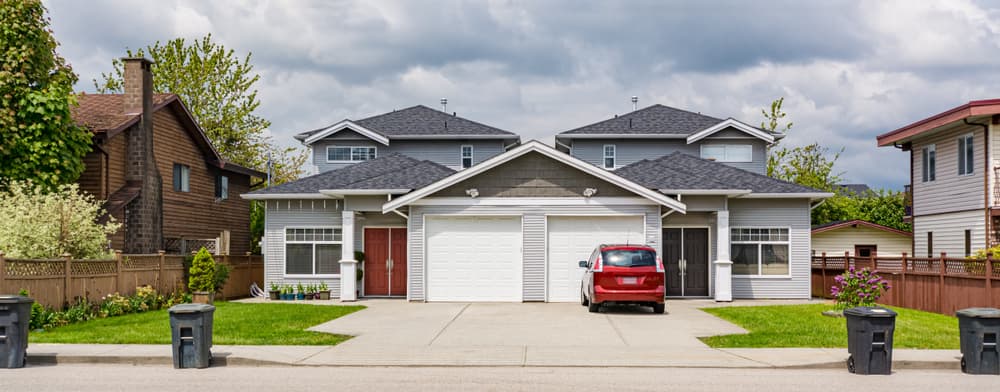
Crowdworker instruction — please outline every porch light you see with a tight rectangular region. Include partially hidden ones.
[583,188,598,197]
[465,188,479,198]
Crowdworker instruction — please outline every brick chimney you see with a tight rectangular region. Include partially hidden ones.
[121,57,163,253]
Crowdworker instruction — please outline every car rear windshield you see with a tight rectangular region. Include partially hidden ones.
[602,249,656,267]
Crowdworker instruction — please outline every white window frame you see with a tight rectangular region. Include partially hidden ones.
[283,227,343,278]
[957,133,974,176]
[700,144,753,163]
[730,227,792,278]
[326,146,377,163]
[461,145,474,169]
[603,144,616,169]
[216,175,228,200]
[173,164,190,192]
[922,144,936,182]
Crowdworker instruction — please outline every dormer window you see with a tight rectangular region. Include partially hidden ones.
[603,145,616,169]
[328,146,376,163]
[461,145,474,169]
[701,145,752,162]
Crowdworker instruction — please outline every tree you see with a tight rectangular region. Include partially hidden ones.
[0,0,91,190]
[0,181,120,259]
[769,144,844,192]
[94,34,305,184]
[187,247,217,293]
[762,97,793,177]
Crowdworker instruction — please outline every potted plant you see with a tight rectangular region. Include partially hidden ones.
[281,284,292,300]
[296,282,305,300]
[304,284,315,300]
[318,282,331,300]
[188,247,217,304]
[268,282,280,300]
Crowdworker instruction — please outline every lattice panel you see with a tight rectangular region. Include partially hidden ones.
[945,259,976,275]
[5,259,65,278]
[908,259,938,273]
[122,255,161,269]
[70,260,117,275]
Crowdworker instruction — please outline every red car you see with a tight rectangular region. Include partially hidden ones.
[579,244,665,314]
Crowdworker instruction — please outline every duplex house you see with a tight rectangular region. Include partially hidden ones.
[244,104,828,302]
[72,58,265,254]
[877,99,1000,257]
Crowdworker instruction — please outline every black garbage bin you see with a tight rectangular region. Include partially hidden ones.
[844,306,897,375]
[956,307,1000,375]
[168,303,215,369]
[0,295,34,369]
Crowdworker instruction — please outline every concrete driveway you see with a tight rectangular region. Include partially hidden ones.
[302,299,812,366]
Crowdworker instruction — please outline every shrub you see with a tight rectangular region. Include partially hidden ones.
[0,181,120,259]
[965,245,1000,275]
[214,262,230,294]
[21,286,191,331]
[188,247,216,292]
[830,267,891,309]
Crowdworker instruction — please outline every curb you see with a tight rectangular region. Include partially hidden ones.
[27,354,289,367]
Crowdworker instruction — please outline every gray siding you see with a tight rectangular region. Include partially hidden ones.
[263,199,344,297]
[408,203,661,302]
[912,123,985,216]
[727,198,812,299]
[913,210,984,258]
[570,138,767,174]
[312,138,507,173]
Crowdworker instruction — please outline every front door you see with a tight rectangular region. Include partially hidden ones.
[364,228,408,296]
[663,228,710,297]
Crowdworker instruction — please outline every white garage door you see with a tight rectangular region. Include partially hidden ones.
[547,216,645,302]
[425,216,522,302]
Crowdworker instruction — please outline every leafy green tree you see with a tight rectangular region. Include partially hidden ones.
[762,97,793,177]
[0,0,91,190]
[769,144,844,192]
[188,247,217,292]
[0,181,120,259]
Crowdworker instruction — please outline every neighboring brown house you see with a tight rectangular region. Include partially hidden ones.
[71,57,264,254]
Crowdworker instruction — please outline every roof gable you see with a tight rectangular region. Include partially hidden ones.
[811,220,912,237]
[302,120,390,146]
[877,99,1000,146]
[686,118,775,144]
[295,105,518,142]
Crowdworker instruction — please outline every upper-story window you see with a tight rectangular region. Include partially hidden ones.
[922,145,936,182]
[957,134,974,175]
[173,164,190,192]
[701,144,752,162]
[461,145,474,169]
[215,175,228,200]
[328,146,376,163]
[603,144,616,169]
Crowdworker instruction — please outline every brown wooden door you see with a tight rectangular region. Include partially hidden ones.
[663,228,683,296]
[389,228,408,296]
[364,228,390,296]
[683,228,709,296]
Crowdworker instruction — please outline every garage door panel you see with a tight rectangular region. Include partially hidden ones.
[426,216,522,302]
[547,216,645,302]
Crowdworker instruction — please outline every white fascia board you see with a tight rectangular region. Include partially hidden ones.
[389,134,519,140]
[686,118,775,144]
[658,189,753,196]
[409,197,657,206]
[319,189,411,197]
[556,134,689,139]
[739,192,834,199]
[381,140,687,214]
[240,193,332,200]
[302,120,390,146]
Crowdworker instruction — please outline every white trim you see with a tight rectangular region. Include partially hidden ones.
[409,197,656,206]
[326,145,378,163]
[957,133,974,176]
[699,144,753,163]
[686,118,775,144]
[603,144,616,169]
[460,144,474,169]
[303,120,390,146]
[282,226,344,278]
[389,134,519,140]
[381,140,687,213]
[922,144,937,182]
[319,189,412,198]
[556,134,689,139]
[658,189,752,196]
[728,226,793,278]
[241,193,332,200]
[739,193,833,199]
[423,214,524,302]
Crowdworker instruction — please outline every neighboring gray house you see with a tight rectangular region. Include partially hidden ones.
[244,104,829,302]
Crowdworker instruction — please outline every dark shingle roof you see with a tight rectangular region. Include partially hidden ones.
[295,105,517,140]
[836,183,871,195]
[559,104,725,135]
[72,93,176,133]
[616,152,822,194]
[247,153,455,195]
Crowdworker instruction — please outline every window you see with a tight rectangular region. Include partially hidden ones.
[215,175,229,200]
[602,249,656,267]
[603,145,616,169]
[731,228,790,276]
[700,144,753,162]
[327,146,376,162]
[285,228,342,276]
[927,232,933,258]
[958,134,974,175]
[965,230,971,257]
[172,164,190,192]
[921,145,936,182]
[461,145,474,169]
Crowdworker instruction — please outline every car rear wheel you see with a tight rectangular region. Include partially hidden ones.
[588,301,601,313]
[652,303,665,314]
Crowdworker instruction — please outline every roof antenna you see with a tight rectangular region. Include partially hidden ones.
[631,96,638,111]
[440,98,448,112]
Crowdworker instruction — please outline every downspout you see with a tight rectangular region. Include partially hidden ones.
[966,118,990,249]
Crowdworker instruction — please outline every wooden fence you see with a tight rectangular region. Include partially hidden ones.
[0,251,264,309]
[812,252,1000,315]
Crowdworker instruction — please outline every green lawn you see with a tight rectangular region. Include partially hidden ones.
[29,302,365,345]
[700,304,959,349]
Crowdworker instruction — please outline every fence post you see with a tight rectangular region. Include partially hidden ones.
[940,252,947,314]
[845,251,851,272]
[62,253,72,308]
[901,252,907,308]
[872,250,878,271]
[0,251,5,293]
[988,254,994,308]
[158,250,166,293]
[115,250,123,293]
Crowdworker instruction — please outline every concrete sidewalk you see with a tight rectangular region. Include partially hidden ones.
[25,343,961,369]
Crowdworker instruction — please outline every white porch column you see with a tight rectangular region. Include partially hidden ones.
[339,210,357,301]
[713,210,733,302]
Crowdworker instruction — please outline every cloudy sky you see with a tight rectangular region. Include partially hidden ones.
[45,0,1000,189]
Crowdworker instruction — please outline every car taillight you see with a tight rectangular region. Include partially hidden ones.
[594,256,603,272]
[656,257,664,273]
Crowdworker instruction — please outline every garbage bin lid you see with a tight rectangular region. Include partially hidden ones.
[956,307,1000,319]
[168,304,215,314]
[844,306,897,317]
[0,295,34,304]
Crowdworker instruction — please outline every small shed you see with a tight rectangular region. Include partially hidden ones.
[811,220,912,257]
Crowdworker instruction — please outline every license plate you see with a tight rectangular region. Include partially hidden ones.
[622,277,638,285]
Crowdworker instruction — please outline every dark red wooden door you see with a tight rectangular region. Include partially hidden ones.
[390,228,408,296]
[364,228,390,296]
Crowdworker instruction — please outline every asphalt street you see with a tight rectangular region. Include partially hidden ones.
[0,365,994,392]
